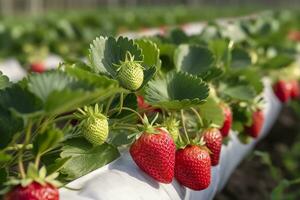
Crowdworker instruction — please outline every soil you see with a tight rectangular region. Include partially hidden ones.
[215,106,300,200]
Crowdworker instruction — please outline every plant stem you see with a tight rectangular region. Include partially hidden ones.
[18,120,33,178]
[122,107,144,122]
[180,109,190,143]
[18,157,26,179]
[6,144,33,151]
[53,115,76,123]
[34,154,41,168]
[118,92,124,114]
[109,107,144,122]
[105,94,116,115]
[190,107,204,127]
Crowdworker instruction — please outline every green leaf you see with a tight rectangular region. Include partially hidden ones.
[65,64,119,88]
[60,139,120,180]
[135,39,161,69]
[262,54,295,69]
[198,97,224,127]
[27,71,76,102]
[271,180,290,200]
[44,87,121,115]
[199,67,224,82]
[26,70,122,115]
[222,85,256,101]
[88,36,143,77]
[208,39,229,66]
[46,157,71,175]
[0,84,43,115]
[166,28,189,45]
[231,48,251,68]
[174,44,214,75]
[0,71,11,90]
[0,106,23,149]
[33,127,63,156]
[107,129,135,146]
[0,151,12,164]
[145,71,209,109]
[238,68,264,94]
[0,168,8,187]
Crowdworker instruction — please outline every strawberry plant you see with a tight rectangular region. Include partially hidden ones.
[1,8,300,199]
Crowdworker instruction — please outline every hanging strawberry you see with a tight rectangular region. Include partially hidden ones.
[4,164,60,200]
[202,128,223,166]
[175,145,211,190]
[75,104,109,146]
[273,79,291,103]
[116,52,144,91]
[219,103,232,137]
[245,109,264,138]
[130,116,176,183]
[289,80,300,100]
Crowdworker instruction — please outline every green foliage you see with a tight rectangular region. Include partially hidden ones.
[60,139,120,180]
[231,48,252,68]
[174,44,214,75]
[145,71,209,109]
[88,36,157,90]
[33,127,64,156]
[0,72,11,90]
[0,106,23,149]
[198,97,225,127]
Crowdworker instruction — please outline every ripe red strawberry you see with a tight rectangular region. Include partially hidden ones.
[289,80,300,100]
[273,80,291,103]
[245,110,264,138]
[130,128,175,183]
[30,62,46,73]
[288,30,300,42]
[219,103,232,137]
[4,182,59,200]
[175,145,211,190]
[203,128,222,166]
[137,95,160,114]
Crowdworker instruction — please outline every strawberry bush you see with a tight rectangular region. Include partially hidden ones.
[0,9,300,199]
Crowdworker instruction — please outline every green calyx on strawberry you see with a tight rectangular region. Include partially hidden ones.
[174,144,211,191]
[130,114,176,183]
[4,164,60,200]
[75,104,109,146]
[115,51,144,91]
[162,117,180,142]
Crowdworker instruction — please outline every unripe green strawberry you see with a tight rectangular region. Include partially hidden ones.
[82,116,108,145]
[162,117,180,142]
[75,104,109,146]
[116,52,144,91]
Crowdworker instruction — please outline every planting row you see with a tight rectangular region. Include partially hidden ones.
[0,10,300,200]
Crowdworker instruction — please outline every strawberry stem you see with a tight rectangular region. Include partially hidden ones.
[121,107,144,122]
[18,156,26,179]
[18,120,33,179]
[118,92,124,114]
[190,107,204,127]
[54,114,77,122]
[181,109,190,144]
[5,144,33,151]
[105,94,116,115]
[34,154,41,168]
